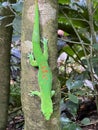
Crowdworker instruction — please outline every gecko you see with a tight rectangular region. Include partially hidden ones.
[28,0,55,120]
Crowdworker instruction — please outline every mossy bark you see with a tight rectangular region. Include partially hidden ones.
[21,0,60,130]
[0,1,15,129]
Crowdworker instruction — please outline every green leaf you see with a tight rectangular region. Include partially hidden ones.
[67,123,82,130]
[72,80,83,88]
[66,78,73,90]
[66,100,78,116]
[76,50,85,59]
[12,2,23,12]
[66,79,83,90]
[60,117,71,123]
[75,126,82,130]
[63,45,75,57]
[90,57,98,64]
[12,15,21,34]
[63,124,70,130]
[68,93,79,104]
[92,44,98,50]
[63,123,82,130]
[58,0,70,4]
[81,118,90,125]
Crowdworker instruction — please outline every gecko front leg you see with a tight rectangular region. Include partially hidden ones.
[28,52,38,66]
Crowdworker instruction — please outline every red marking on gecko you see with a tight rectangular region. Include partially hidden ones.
[42,66,46,69]
[41,66,48,73]
[42,75,48,80]
[41,66,49,79]
[43,70,48,73]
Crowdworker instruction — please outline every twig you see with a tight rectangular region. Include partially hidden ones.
[8,107,22,115]
[58,38,91,46]
[80,120,98,127]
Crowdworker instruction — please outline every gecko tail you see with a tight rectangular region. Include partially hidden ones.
[41,100,53,120]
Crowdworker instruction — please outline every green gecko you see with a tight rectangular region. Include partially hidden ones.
[29,0,55,120]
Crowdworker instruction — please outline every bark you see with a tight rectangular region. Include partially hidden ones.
[0,1,15,129]
[21,0,60,130]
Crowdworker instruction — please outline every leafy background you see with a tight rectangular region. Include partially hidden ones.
[0,0,98,129]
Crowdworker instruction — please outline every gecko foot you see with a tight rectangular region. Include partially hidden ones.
[29,91,40,97]
[28,52,38,66]
[28,52,34,60]
[41,37,48,45]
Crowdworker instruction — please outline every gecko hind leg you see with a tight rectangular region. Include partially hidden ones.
[41,38,48,60]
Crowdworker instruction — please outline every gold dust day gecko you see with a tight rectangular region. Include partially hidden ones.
[28,0,55,120]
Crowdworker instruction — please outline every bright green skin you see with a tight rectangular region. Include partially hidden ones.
[29,0,55,120]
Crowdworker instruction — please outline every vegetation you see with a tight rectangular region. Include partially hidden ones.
[58,0,98,129]
[0,0,98,129]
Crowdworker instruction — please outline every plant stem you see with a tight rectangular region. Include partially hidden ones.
[87,0,98,112]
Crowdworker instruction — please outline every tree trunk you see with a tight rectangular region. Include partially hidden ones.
[21,0,60,130]
[0,1,15,129]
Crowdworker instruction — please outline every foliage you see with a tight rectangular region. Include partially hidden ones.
[9,82,21,108]
[58,0,98,129]
[11,0,23,34]
[0,0,23,34]
[1,0,98,129]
